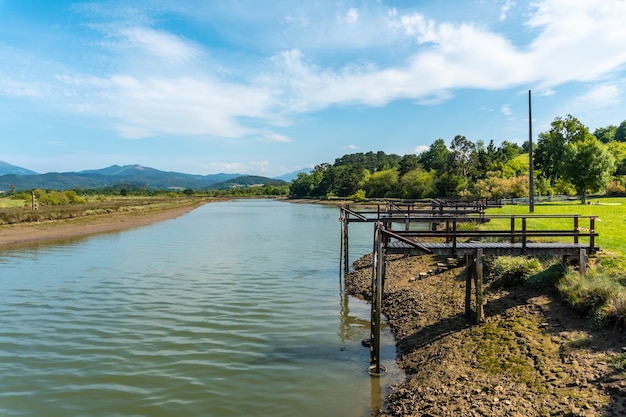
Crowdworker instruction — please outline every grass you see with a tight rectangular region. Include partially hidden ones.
[483,197,626,326]
[0,195,207,225]
[0,198,26,208]
[484,197,626,257]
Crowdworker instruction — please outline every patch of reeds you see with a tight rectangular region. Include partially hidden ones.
[556,259,626,327]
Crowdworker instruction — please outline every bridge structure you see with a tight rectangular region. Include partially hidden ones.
[339,201,599,376]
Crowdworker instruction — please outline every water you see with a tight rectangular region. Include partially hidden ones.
[0,200,400,417]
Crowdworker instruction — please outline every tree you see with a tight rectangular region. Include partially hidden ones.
[398,154,421,176]
[363,168,399,198]
[616,120,626,142]
[535,115,591,185]
[399,168,435,199]
[606,141,626,175]
[593,125,617,143]
[562,136,615,203]
[319,164,366,197]
[448,135,478,181]
[418,139,450,172]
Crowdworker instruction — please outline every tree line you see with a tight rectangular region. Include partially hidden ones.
[289,115,626,204]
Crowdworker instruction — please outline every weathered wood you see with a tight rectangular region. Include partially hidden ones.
[465,255,474,318]
[475,249,484,324]
[370,225,385,375]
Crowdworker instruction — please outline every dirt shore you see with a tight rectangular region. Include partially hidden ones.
[0,201,207,249]
[345,254,626,417]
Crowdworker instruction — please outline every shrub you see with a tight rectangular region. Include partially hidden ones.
[526,263,565,288]
[557,266,626,326]
[487,256,543,287]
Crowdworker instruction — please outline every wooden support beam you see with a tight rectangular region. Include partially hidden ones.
[465,254,474,319]
[342,218,349,276]
[475,248,484,324]
[464,250,484,323]
[579,247,587,275]
[369,224,385,376]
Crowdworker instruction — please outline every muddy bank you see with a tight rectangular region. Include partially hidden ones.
[345,254,626,416]
[0,200,208,249]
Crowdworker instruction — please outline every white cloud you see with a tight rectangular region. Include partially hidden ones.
[501,105,513,116]
[499,0,516,21]
[525,0,626,86]
[262,131,291,143]
[345,8,359,24]
[60,74,272,139]
[118,27,202,63]
[576,83,621,108]
[264,1,626,114]
[414,145,429,154]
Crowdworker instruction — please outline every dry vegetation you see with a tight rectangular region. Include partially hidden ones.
[0,195,208,226]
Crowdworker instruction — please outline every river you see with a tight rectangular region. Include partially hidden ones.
[0,199,401,417]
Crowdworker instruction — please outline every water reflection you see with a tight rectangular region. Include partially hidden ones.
[0,200,402,417]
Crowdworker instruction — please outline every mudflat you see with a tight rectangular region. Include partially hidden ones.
[346,253,626,416]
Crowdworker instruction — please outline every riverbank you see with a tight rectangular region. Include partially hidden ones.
[345,254,626,416]
[0,198,210,249]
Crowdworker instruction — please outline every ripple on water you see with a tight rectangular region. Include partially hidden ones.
[0,201,399,417]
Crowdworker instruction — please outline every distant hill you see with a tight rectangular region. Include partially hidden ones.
[0,161,38,176]
[0,164,285,192]
[274,168,312,182]
[210,175,288,190]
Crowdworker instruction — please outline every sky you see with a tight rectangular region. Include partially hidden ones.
[1,0,626,177]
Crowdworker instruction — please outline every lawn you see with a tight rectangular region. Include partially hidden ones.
[484,197,626,258]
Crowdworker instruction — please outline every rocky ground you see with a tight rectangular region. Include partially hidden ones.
[345,253,626,417]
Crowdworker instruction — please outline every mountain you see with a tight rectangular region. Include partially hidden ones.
[0,161,38,176]
[274,168,312,182]
[0,164,285,191]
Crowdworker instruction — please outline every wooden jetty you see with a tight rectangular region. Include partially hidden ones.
[339,201,599,376]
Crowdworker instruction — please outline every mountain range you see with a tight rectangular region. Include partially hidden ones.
[0,162,301,192]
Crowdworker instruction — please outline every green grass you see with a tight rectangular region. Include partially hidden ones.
[483,197,626,326]
[485,197,626,257]
[0,197,26,208]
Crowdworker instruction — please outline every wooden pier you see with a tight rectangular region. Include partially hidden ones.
[339,201,599,376]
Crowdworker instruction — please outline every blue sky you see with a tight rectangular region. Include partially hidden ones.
[1,0,626,177]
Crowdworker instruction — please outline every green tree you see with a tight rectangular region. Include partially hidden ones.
[319,164,366,197]
[593,125,617,143]
[398,153,421,176]
[616,120,626,142]
[363,168,399,198]
[562,136,615,203]
[535,115,591,185]
[418,139,450,172]
[606,141,626,175]
[399,168,435,199]
[448,135,478,182]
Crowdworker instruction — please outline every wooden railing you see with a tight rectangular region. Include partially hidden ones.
[383,214,599,254]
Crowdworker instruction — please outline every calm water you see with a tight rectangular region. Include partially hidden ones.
[0,200,400,417]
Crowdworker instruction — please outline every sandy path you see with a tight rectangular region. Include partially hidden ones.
[0,203,205,249]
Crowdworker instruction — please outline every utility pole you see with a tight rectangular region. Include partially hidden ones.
[528,90,535,213]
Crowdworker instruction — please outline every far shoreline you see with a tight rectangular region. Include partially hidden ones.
[0,200,209,250]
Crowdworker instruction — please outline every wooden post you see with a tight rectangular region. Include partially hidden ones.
[475,248,484,324]
[579,248,587,275]
[590,217,596,253]
[369,224,385,375]
[522,217,527,254]
[339,214,344,282]
[465,254,474,318]
[343,215,350,276]
[31,190,38,211]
